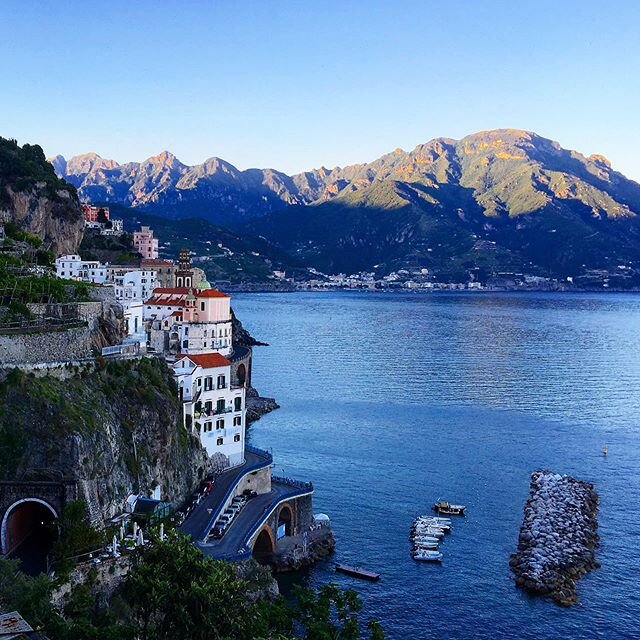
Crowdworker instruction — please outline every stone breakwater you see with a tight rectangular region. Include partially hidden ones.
[510,470,599,606]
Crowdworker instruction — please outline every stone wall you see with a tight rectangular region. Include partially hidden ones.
[0,326,94,366]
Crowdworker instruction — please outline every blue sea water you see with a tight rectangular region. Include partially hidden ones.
[232,292,640,640]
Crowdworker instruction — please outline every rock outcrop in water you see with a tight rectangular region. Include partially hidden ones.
[510,470,599,606]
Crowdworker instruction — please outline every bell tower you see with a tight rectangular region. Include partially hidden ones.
[176,248,194,288]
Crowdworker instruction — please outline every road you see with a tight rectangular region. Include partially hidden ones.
[180,449,271,542]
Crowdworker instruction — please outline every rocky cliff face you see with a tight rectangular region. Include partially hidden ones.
[0,359,208,524]
[1,137,84,255]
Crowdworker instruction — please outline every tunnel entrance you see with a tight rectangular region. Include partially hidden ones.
[252,527,275,563]
[2,499,58,575]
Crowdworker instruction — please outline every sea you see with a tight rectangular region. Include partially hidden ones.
[232,291,640,640]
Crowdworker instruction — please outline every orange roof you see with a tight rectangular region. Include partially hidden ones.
[153,287,190,294]
[176,353,231,368]
[146,297,184,306]
[196,289,229,298]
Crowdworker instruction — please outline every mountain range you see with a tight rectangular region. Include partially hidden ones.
[50,129,640,283]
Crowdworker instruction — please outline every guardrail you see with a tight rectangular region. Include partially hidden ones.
[271,475,314,491]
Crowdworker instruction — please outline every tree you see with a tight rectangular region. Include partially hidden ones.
[51,500,103,576]
[290,583,384,640]
[123,533,263,640]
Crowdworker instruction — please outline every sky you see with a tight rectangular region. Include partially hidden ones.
[1,0,639,179]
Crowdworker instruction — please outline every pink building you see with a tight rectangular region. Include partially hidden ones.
[133,226,159,260]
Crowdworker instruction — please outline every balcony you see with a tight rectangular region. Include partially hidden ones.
[198,406,232,418]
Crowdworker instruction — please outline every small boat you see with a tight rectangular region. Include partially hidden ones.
[416,517,451,524]
[412,536,440,544]
[413,550,443,563]
[335,564,380,581]
[412,527,444,538]
[433,501,466,516]
[413,541,439,550]
[415,522,450,533]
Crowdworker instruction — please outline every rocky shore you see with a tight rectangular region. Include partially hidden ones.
[272,528,336,572]
[510,470,599,606]
[246,386,280,423]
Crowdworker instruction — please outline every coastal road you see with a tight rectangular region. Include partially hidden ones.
[198,479,313,561]
[180,449,271,542]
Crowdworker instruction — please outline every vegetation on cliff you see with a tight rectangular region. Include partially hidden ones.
[0,359,207,518]
[0,534,384,640]
[1,137,84,256]
[0,137,76,208]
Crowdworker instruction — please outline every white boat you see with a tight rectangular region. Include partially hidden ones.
[413,550,443,563]
[412,527,444,538]
[416,518,451,528]
[416,516,451,524]
[416,523,450,533]
[413,541,439,550]
[412,535,440,544]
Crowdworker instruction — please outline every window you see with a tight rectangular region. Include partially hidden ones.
[233,416,241,426]
[217,437,223,446]
[196,378,202,387]
[234,434,240,442]
[234,397,242,412]
[204,342,207,348]
[216,418,224,430]
[200,302,205,311]
[217,375,226,389]
[216,399,226,413]
[182,340,188,349]
[204,377,212,391]
[205,422,212,432]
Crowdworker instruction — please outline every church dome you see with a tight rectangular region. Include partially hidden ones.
[197,278,211,290]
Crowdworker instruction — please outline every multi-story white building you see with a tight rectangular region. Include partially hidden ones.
[178,285,232,357]
[133,226,159,260]
[172,352,245,467]
[55,254,107,284]
[114,270,157,303]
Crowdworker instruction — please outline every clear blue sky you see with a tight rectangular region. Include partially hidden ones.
[1,0,639,179]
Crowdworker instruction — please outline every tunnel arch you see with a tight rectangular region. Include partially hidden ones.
[252,526,275,561]
[277,504,294,538]
[0,498,58,567]
[236,363,247,386]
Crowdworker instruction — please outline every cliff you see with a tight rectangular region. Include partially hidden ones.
[1,137,84,255]
[0,358,207,524]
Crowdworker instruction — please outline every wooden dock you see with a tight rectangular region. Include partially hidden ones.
[335,563,380,581]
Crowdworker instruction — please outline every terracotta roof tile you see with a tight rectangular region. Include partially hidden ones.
[175,353,231,368]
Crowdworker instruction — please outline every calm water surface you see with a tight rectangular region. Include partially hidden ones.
[232,292,640,640]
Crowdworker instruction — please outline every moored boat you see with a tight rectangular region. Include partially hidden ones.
[433,501,466,516]
[413,550,443,563]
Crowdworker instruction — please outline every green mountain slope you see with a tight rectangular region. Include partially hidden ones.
[249,130,640,282]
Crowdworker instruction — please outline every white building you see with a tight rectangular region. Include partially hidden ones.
[143,288,189,321]
[177,285,232,357]
[114,270,157,303]
[123,301,144,336]
[172,353,245,467]
[100,218,124,236]
[55,254,107,284]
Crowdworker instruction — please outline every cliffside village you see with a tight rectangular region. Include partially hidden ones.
[1,206,333,579]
